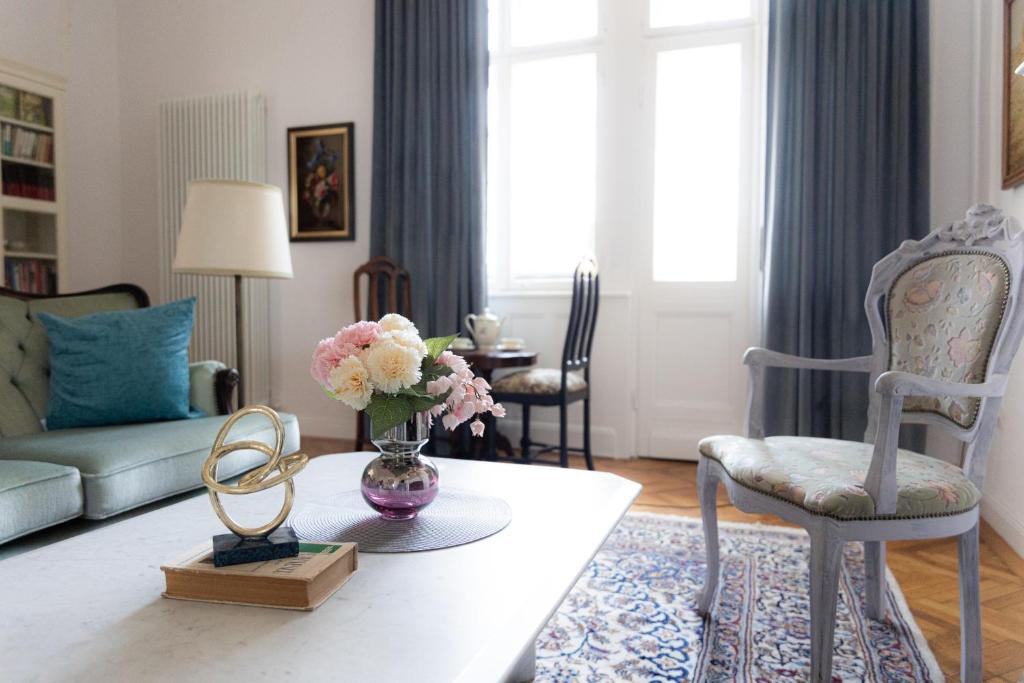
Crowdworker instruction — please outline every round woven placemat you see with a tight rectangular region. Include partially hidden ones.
[290,488,512,553]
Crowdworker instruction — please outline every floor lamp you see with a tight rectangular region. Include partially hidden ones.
[173,179,293,407]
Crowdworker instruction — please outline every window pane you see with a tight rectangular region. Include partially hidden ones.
[510,0,597,47]
[649,0,750,28]
[509,54,596,279]
[486,64,500,279]
[652,43,742,282]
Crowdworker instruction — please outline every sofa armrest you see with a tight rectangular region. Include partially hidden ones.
[189,361,238,416]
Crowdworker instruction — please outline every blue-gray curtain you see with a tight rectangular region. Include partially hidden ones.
[370,0,488,337]
[763,0,930,443]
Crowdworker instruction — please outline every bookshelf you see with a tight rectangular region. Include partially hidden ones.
[0,58,65,295]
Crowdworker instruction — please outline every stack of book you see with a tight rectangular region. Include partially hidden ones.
[161,541,358,610]
[1,124,55,164]
[4,259,56,295]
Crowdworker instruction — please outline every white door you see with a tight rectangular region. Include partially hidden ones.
[634,6,765,460]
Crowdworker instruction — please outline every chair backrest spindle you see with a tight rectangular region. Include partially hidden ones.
[561,257,600,375]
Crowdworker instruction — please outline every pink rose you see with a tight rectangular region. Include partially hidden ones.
[491,403,506,418]
[311,337,341,387]
[442,413,460,430]
[470,419,485,437]
[337,320,382,349]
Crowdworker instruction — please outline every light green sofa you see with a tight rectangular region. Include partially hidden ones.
[0,284,299,544]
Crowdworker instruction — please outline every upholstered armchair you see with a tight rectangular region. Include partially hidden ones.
[697,205,1024,683]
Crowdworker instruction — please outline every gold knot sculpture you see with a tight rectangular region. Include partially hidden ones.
[201,405,308,538]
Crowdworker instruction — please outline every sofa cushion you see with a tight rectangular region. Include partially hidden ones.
[0,412,300,519]
[0,460,83,544]
[38,298,196,430]
[0,290,142,438]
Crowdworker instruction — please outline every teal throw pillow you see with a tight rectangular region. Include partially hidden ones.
[38,298,196,430]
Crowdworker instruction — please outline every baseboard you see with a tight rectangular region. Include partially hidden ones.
[299,413,625,459]
[981,495,1024,558]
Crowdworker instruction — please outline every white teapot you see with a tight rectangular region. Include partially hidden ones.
[464,308,506,350]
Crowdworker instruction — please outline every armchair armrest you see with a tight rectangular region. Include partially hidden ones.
[863,371,1007,516]
[874,371,1008,398]
[743,347,873,438]
[189,361,239,416]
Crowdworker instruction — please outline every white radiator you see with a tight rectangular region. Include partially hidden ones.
[157,92,271,405]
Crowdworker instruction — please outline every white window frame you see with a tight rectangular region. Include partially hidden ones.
[487,0,604,293]
[486,0,764,293]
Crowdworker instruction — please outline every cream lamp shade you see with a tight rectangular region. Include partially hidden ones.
[173,179,293,278]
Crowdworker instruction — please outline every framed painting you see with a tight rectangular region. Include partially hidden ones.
[1005,0,1024,188]
[287,123,355,240]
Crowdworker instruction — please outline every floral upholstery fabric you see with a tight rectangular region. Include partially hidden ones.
[491,368,586,395]
[699,435,980,520]
[888,252,1009,429]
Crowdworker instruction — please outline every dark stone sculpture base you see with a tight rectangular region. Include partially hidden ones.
[212,526,299,567]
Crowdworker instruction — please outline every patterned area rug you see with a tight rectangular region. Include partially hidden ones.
[537,512,943,682]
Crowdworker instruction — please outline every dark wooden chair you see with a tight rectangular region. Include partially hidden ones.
[491,257,599,469]
[352,256,412,450]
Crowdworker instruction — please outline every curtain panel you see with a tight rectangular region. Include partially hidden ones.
[763,0,930,442]
[370,0,488,337]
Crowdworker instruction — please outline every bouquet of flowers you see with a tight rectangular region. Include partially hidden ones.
[311,314,505,439]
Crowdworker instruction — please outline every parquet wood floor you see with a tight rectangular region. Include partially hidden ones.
[301,438,1024,682]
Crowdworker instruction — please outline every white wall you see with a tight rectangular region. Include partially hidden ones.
[0,0,123,290]
[114,0,374,439]
[967,0,1024,556]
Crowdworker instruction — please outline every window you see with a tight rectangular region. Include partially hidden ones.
[487,1,761,289]
[487,0,599,287]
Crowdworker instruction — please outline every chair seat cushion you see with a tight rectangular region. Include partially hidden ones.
[698,435,980,520]
[491,368,586,395]
[0,412,299,520]
[0,460,83,544]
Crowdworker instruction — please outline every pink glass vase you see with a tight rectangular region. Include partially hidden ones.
[361,412,439,520]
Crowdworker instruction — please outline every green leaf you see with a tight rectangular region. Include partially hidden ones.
[397,385,445,412]
[424,334,458,364]
[365,394,414,439]
[421,363,453,381]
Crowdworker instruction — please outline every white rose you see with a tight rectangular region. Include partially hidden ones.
[383,329,428,359]
[379,313,419,336]
[328,356,374,410]
[365,338,422,393]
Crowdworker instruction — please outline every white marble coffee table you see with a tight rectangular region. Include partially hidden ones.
[0,452,640,682]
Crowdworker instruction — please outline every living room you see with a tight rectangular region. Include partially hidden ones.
[1,0,1024,681]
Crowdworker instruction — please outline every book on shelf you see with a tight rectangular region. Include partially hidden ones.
[18,92,48,126]
[1,161,55,200]
[161,540,358,611]
[0,85,16,119]
[4,258,56,295]
[1,124,54,163]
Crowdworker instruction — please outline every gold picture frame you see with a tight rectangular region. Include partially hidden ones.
[287,123,355,241]
[1004,0,1024,188]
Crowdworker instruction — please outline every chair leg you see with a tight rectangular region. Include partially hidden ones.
[582,398,594,470]
[958,523,982,683]
[558,402,569,468]
[696,457,720,616]
[864,541,887,621]
[808,533,844,683]
[355,410,365,451]
[520,405,531,461]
